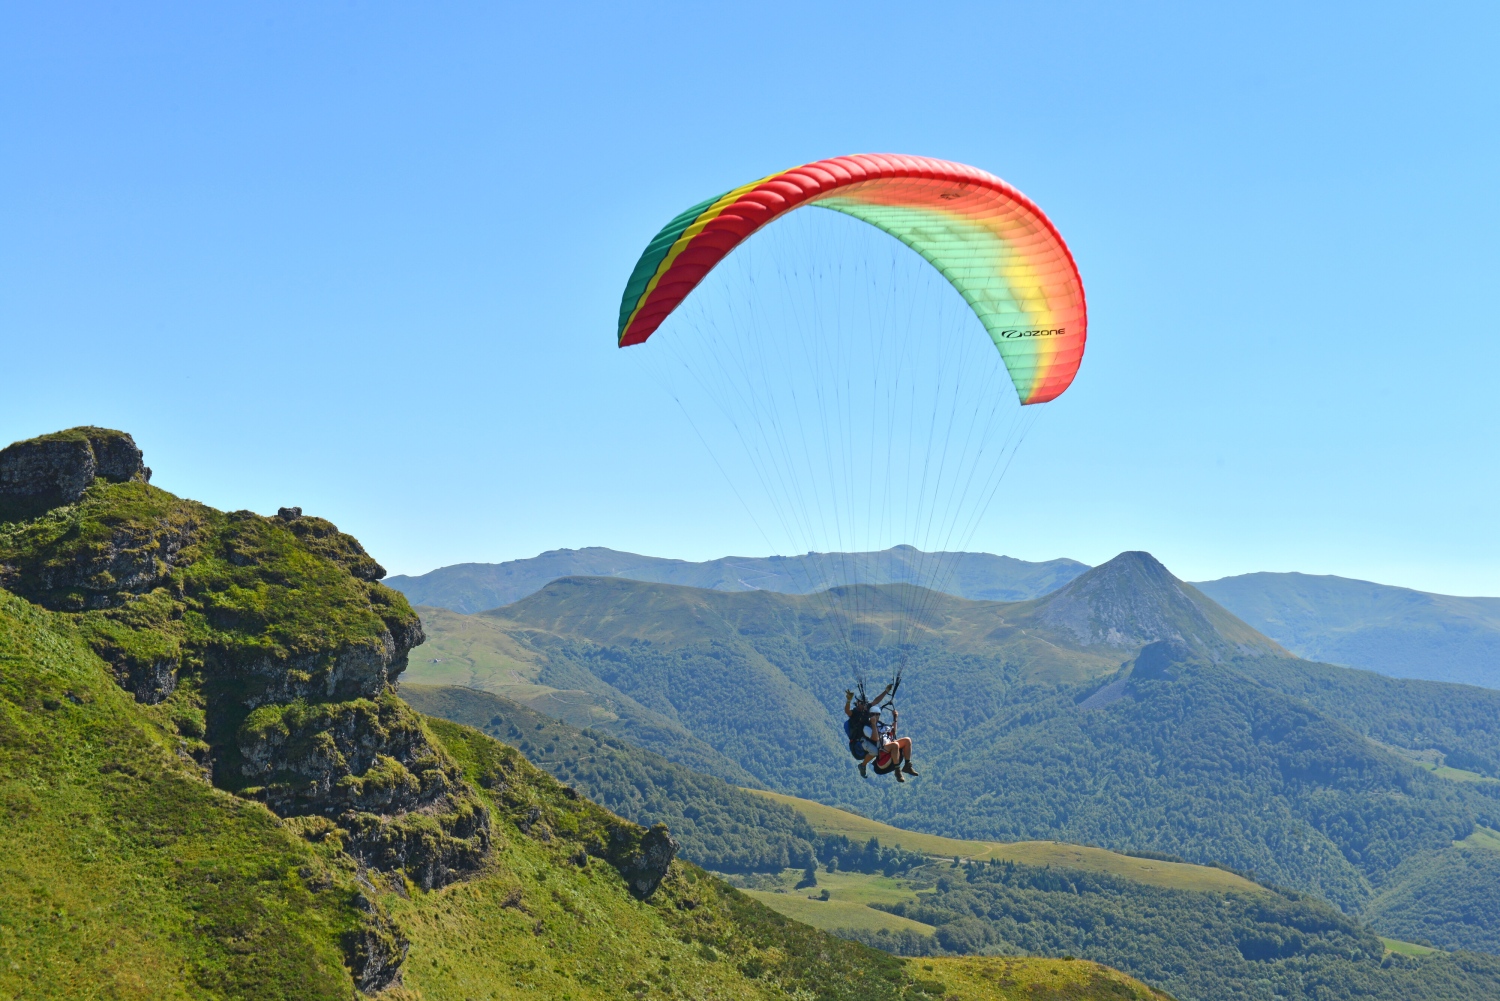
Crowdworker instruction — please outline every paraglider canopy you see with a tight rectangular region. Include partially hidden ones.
[618,154,1087,405]
[617,154,1088,722]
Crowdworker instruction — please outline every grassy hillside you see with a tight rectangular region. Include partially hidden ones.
[0,589,380,999]
[1197,572,1500,688]
[747,790,1264,895]
[385,546,1089,613]
[401,683,816,873]
[731,868,939,937]
[1,587,1162,1001]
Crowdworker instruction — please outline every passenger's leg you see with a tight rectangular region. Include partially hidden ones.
[898,737,917,775]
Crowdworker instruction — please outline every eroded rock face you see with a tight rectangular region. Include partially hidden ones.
[116,656,181,704]
[27,516,200,611]
[342,799,491,891]
[240,692,458,816]
[0,427,147,510]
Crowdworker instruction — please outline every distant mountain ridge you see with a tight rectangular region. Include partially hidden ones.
[387,550,1500,687]
[1195,572,1500,688]
[384,545,1090,613]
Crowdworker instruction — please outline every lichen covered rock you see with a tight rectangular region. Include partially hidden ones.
[237,689,490,887]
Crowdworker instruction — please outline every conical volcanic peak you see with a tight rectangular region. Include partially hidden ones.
[1030,551,1283,658]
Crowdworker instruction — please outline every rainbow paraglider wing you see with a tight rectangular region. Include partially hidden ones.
[617,154,1086,405]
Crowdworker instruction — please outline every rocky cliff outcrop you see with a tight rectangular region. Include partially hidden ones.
[0,427,492,904]
[0,427,698,995]
[238,689,489,888]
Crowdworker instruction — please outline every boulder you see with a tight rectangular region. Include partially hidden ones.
[616,823,680,899]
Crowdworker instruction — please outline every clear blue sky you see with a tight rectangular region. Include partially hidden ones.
[3,2,1497,593]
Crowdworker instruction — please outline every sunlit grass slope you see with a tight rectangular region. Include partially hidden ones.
[924,956,1170,1000]
[0,591,369,1001]
[735,869,935,936]
[746,789,1263,895]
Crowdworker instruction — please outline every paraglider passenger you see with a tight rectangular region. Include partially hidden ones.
[844,688,917,782]
[881,707,918,781]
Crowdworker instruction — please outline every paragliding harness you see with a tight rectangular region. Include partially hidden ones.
[845,674,902,775]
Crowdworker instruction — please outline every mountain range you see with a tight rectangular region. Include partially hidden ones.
[387,547,1500,687]
[384,546,1091,612]
[400,551,1500,953]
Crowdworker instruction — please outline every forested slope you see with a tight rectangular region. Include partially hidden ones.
[885,651,1490,911]
[408,683,1500,1000]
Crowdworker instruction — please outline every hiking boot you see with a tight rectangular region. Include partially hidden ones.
[902,763,919,776]
[895,770,906,783]
[858,762,868,778]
